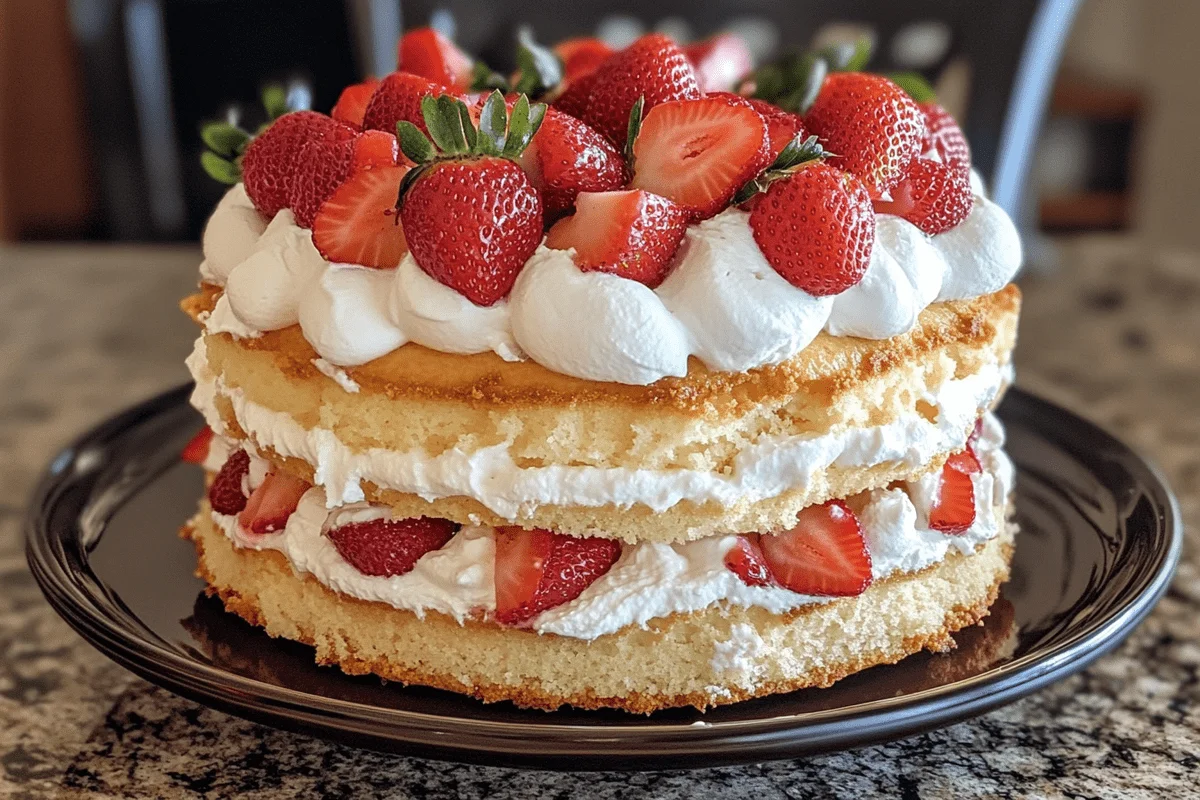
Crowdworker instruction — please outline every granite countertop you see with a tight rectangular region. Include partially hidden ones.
[0,239,1196,798]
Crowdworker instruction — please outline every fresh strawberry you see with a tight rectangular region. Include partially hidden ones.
[493,527,622,626]
[873,157,973,234]
[238,470,311,535]
[351,130,401,170]
[181,426,213,465]
[518,107,625,218]
[804,73,925,197]
[749,163,875,295]
[684,33,753,93]
[396,92,544,305]
[630,94,770,219]
[332,78,381,128]
[582,33,701,146]
[361,71,463,135]
[759,500,873,596]
[545,190,688,286]
[725,534,773,587]
[208,449,250,515]
[241,111,351,218]
[327,516,458,577]
[398,27,475,91]
[969,417,985,447]
[312,163,410,268]
[555,37,612,81]
[552,71,599,121]
[919,102,971,169]
[928,450,979,534]
[745,97,809,160]
[286,132,356,228]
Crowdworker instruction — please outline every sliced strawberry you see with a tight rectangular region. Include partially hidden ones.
[919,102,971,169]
[725,534,773,587]
[327,516,458,577]
[241,111,349,218]
[351,130,401,170]
[873,157,974,235]
[398,28,474,91]
[969,417,985,447]
[312,164,410,269]
[630,94,770,219]
[208,449,250,515]
[945,445,982,475]
[361,71,463,135]
[582,33,701,147]
[545,190,688,287]
[554,37,613,82]
[684,33,753,93]
[238,470,311,535]
[181,426,213,465]
[745,97,809,160]
[552,71,599,121]
[493,527,622,626]
[287,132,356,228]
[804,73,925,198]
[928,460,977,535]
[332,78,381,128]
[749,163,875,295]
[517,107,625,219]
[759,500,873,596]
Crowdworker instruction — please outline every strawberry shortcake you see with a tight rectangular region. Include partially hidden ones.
[180,27,1022,712]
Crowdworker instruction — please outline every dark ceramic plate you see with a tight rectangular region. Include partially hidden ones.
[26,386,1181,770]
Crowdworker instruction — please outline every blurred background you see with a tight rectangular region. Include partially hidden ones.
[0,0,1196,256]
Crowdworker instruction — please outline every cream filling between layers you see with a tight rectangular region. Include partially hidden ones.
[206,413,1013,640]
[187,336,1009,516]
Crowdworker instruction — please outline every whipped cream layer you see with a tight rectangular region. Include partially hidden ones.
[207,413,1013,641]
[199,186,1021,386]
[188,335,1008,517]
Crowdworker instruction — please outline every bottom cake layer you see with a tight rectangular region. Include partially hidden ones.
[184,510,1014,713]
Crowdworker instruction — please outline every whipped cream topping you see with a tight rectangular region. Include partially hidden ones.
[198,185,1020,386]
[206,412,1012,641]
[187,336,1008,517]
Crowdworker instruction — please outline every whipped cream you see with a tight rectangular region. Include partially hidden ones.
[187,336,1007,517]
[206,412,1012,641]
[198,185,1020,386]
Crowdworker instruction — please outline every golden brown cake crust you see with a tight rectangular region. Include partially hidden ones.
[184,505,1014,713]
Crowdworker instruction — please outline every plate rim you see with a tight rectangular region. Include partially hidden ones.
[24,385,1183,769]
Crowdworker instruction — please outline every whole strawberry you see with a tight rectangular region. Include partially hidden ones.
[396,91,545,306]
[517,106,625,219]
[749,162,875,296]
[581,33,701,147]
[241,110,355,218]
[873,156,974,234]
[919,101,971,169]
[361,71,465,135]
[804,72,925,198]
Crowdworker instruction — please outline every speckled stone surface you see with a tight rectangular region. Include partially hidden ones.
[0,239,1196,798]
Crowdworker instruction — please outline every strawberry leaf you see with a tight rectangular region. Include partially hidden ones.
[423,95,469,154]
[458,102,478,150]
[200,151,241,184]
[816,35,873,72]
[469,60,509,92]
[733,134,826,203]
[888,71,938,103]
[501,94,545,159]
[513,26,563,97]
[624,95,645,165]
[396,121,436,164]
[261,84,289,121]
[200,121,251,158]
[477,90,507,156]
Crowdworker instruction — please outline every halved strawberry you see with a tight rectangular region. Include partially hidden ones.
[361,71,463,135]
[208,449,250,515]
[725,534,773,587]
[312,164,410,269]
[181,426,213,465]
[241,110,349,219]
[745,97,809,160]
[327,516,458,577]
[493,527,622,626]
[872,156,973,235]
[238,470,311,535]
[630,94,770,219]
[332,78,381,128]
[684,33,753,93]
[555,37,613,82]
[287,132,356,228]
[516,107,625,219]
[351,130,401,170]
[545,190,688,287]
[582,33,701,146]
[759,500,873,596]
[398,28,475,91]
[919,102,971,169]
[928,455,978,534]
[804,72,925,198]
[552,71,599,121]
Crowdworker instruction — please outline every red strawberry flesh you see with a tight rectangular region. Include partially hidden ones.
[398,28,474,91]
[928,461,977,534]
[182,426,213,465]
[362,71,462,135]
[493,527,622,626]
[241,111,348,219]
[332,78,381,129]
[725,534,773,587]
[238,470,311,535]
[759,500,873,596]
[312,164,410,269]
[873,157,974,235]
[208,449,250,516]
[327,516,459,577]
[518,107,625,219]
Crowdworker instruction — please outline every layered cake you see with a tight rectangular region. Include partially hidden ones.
[181,27,1022,712]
